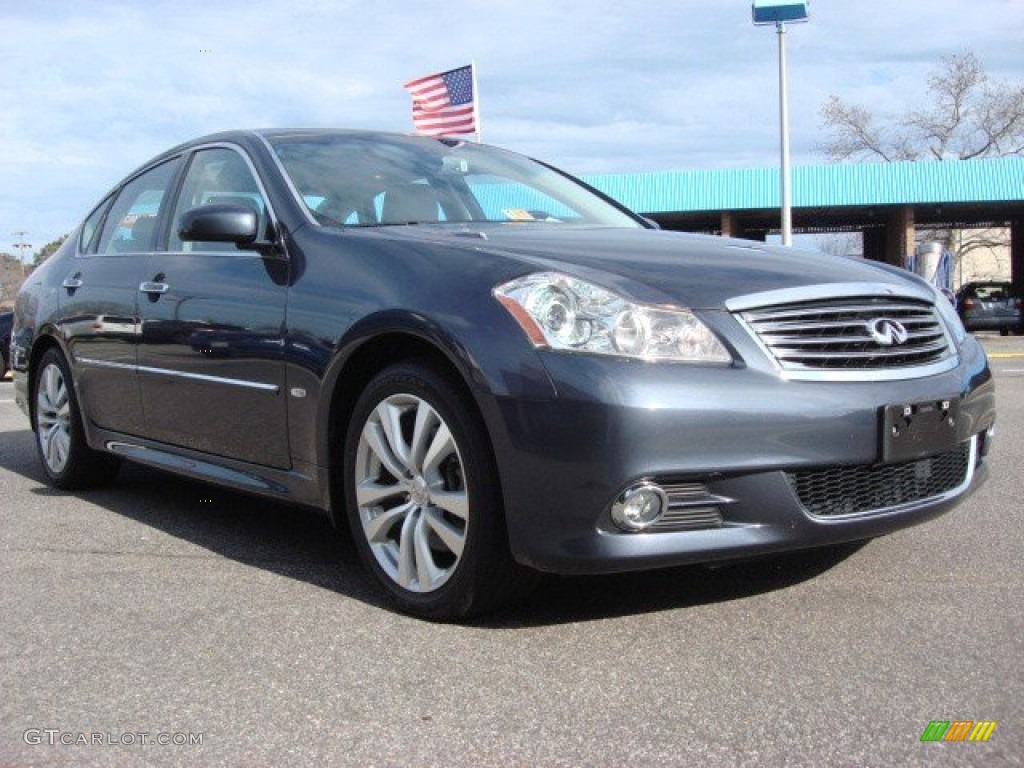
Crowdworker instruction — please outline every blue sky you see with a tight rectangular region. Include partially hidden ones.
[2,0,1022,256]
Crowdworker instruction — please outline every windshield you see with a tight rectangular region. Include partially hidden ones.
[267,132,643,229]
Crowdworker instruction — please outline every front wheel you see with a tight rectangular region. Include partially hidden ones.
[33,347,120,489]
[343,362,532,620]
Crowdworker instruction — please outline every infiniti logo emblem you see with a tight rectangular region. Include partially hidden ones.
[867,318,909,346]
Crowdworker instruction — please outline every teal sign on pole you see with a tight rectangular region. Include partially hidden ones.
[752,0,809,25]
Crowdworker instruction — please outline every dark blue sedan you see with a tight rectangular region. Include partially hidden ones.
[11,130,996,618]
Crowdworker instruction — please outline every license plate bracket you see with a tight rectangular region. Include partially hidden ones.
[881,399,960,463]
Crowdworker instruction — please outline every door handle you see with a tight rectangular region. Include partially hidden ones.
[62,276,83,290]
[139,281,169,294]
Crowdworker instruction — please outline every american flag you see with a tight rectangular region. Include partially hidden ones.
[403,65,476,137]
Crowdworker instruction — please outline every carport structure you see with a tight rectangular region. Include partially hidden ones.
[585,157,1024,292]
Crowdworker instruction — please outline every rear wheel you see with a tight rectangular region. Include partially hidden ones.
[343,362,532,620]
[33,347,120,489]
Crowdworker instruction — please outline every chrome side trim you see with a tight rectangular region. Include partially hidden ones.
[105,441,286,492]
[76,357,279,393]
[76,358,135,372]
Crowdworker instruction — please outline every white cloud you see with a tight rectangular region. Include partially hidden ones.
[1,0,1022,253]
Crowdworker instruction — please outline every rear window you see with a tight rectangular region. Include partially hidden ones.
[973,284,1011,300]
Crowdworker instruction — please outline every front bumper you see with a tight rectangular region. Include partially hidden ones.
[488,335,995,574]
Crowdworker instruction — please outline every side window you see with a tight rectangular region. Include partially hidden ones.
[169,148,267,252]
[95,159,180,255]
[79,194,115,254]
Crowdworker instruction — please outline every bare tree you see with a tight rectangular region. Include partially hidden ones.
[814,232,862,258]
[820,52,1024,162]
[820,52,1023,285]
[1,252,24,309]
[0,235,70,308]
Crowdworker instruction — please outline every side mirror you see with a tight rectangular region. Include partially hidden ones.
[178,204,258,245]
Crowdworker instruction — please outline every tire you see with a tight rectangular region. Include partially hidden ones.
[343,361,533,620]
[999,327,1009,337]
[33,347,121,489]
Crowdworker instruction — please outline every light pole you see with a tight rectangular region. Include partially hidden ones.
[752,1,809,247]
[11,231,32,277]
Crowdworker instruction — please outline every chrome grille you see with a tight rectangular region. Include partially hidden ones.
[738,297,952,371]
[787,441,971,518]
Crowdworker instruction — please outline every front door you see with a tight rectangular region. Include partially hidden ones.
[136,146,290,468]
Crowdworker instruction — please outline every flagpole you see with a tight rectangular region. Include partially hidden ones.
[471,59,482,143]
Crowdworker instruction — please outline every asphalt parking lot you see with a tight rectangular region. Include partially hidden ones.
[1,336,1022,767]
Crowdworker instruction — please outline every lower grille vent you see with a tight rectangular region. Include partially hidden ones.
[787,442,971,518]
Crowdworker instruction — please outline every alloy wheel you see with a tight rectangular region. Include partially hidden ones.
[36,362,72,475]
[353,393,469,593]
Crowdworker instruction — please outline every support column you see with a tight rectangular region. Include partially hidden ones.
[1011,219,1024,296]
[721,212,738,238]
[863,228,886,262]
[719,212,767,241]
[885,206,915,268]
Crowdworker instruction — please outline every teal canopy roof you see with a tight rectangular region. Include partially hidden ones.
[583,157,1024,214]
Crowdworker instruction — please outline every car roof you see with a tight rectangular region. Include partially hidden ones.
[167,128,446,152]
[119,128,470,187]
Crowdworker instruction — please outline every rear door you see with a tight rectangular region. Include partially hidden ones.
[60,158,181,435]
[136,145,290,468]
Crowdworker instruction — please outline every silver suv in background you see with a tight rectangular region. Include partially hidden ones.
[956,281,1023,336]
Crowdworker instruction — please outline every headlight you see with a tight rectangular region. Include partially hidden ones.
[493,272,731,363]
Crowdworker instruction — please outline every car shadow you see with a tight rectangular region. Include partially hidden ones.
[480,542,867,628]
[2,427,865,625]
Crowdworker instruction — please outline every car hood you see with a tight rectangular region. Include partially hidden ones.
[372,225,929,309]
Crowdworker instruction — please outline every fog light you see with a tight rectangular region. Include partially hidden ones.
[611,483,668,531]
